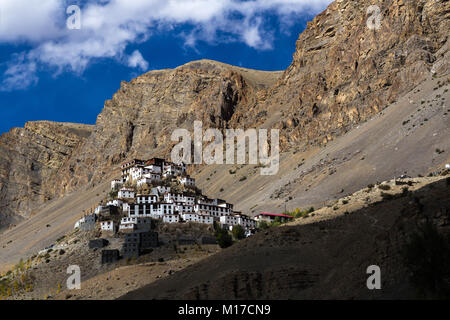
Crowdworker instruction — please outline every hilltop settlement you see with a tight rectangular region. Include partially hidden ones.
[73,158,285,260]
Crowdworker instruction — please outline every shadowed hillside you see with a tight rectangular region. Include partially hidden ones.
[120,175,450,300]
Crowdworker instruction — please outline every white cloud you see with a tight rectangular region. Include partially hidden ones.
[0,54,38,91]
[0,0,333,91]
[127,50,149,71]
[0,0,63,42]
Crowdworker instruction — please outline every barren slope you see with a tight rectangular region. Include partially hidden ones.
[0,179,112,273]
[194,75,450,215]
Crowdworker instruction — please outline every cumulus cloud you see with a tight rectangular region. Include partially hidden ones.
[127,50,149,71]
[0,0,63,42]
[0,0,332,91]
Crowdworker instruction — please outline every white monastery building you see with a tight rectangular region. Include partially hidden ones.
[118,188,135,199]
[103,158,258,233]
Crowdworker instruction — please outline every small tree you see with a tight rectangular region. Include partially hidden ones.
[232,225,245,240]
[108,190,118,200]
[215,228,233,248]
[258,221,269,230]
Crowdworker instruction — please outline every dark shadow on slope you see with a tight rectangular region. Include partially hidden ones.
[119,177,450,300]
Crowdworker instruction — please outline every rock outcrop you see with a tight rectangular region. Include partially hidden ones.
[53,61,282,194]
[0,122,92,229]
[254,0,450,149]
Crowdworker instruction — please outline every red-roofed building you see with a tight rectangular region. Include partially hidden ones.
[254,213,293,223]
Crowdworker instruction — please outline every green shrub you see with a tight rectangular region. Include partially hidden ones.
[214,228,233,249]
[108,190,118,200]
[232,225,246,240]
[258,221,270,230]
[287,207,314,219]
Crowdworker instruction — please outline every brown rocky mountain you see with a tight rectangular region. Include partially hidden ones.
[52,61,283,197]
[0,0,448,233]
[256,0,449,149]
[52,0,450,193]
[0,122,92,229]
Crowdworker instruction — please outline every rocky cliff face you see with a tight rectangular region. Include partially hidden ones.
[0,122,92,229]
[58,0,448,189]
[255,0,449,149]
[0,0,448,228]
[53,61,282,194]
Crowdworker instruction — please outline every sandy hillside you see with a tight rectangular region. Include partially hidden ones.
[0,179,113,273]
[194,75,450,215]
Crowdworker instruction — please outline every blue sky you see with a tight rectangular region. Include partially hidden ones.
[0,0,332,135]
